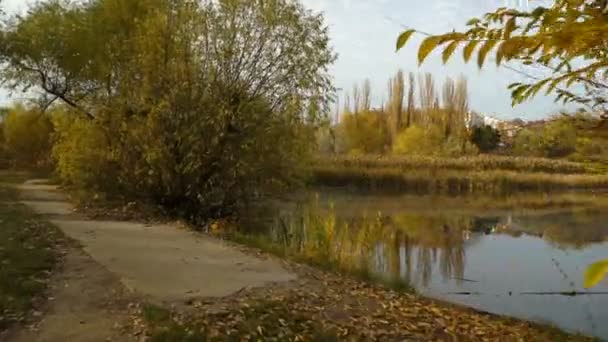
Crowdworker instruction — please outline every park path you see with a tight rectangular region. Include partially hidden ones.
[18,180,295,303]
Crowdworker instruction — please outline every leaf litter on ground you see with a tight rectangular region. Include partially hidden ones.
[137,244,594,342]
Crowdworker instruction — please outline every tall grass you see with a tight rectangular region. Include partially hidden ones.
[317,155,596,175]
[234,201,415,292]
[312,155,608,194]
[313,167,608,194]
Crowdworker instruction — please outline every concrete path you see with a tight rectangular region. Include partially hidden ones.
[19,180,295,304]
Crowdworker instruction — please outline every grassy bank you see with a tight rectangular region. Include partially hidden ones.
[312,155,608,194]
[317,155,599,174]
[0,173,63,332]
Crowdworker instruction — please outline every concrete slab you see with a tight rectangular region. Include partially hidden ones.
[19,181,295,304]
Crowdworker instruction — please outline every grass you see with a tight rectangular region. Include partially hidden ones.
[142,304,207,342]
[312,155,608,194]
[142,301,340,342]
[0,172,63,332]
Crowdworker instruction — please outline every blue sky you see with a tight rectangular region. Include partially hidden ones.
[1,0,561,120]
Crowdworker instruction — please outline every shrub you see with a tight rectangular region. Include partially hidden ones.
[338,111,390,154]
[51,111,118,193]
[512,119,578,158]
[471,125,501,153]
[512,128,544,157]
[1,105,53,170]
[392,125,442,156]
[440,136,479,157]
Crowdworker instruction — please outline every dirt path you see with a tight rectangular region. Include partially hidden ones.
[10,246,135,342]
[14,180,296,341]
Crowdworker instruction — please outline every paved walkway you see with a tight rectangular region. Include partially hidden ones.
[19,180,295,304]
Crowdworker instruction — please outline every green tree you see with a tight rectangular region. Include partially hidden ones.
[1,0,335,223]
[543,119,577,158]
[471,125,501,153]
[512,120,577,158]
[512,128,543,157]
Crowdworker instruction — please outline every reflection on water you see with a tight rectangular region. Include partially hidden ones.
[249,192,608,339]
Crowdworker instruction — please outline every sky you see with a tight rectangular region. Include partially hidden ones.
[1,0,562,120]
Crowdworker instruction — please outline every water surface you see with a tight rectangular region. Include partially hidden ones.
[249,191,608,339]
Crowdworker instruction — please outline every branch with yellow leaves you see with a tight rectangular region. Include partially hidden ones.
[395,0,608,114]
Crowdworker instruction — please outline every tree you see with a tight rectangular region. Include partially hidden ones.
[392,124,443,156]
[361,79,372,113]
[338,110,390,155]
[406,72,416,126]
[396,0,608,117]
[1,0,336,223]
[471,125,501,153]
[2,104,53,169]
[387,70,405,142]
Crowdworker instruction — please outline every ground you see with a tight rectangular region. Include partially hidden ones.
[10,247,136,342]
[1,174,596,341]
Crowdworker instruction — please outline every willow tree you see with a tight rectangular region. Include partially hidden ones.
[396,0,608,117]
[0,0,336,223]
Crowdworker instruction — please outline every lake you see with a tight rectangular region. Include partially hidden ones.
[246,191,608,340]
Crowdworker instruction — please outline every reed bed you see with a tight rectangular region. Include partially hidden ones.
[312,166,608,194]
[316,155,597,175]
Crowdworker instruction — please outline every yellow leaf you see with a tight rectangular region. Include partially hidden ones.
[442,40,460,64]
[477,39,498,68]
[418,36,441,64]
[463,40,480,63]
[396,29,416,52]
[504,17,516,39]
[584,259,608,289]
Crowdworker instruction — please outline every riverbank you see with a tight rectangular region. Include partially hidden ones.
[64,190,595,340]
[312,155,608,194]
[139,240,593,341]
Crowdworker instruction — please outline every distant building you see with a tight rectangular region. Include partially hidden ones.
[466,111,526,139]
[465,111,485,129]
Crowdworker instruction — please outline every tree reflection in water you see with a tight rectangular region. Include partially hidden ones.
[265,199,608,289]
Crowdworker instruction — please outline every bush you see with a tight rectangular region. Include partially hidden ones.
[543,120,577,158]
[440,136,479,157]
[512,119,577,158]
[471,125,501,153]
[338,111,390,154]
[6,0,335,224]
[392,125,443,156]
[51,111,118,193]
[1,105,53,170]
[512,128,544,157]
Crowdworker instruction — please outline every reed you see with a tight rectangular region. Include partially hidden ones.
[312,164,608,194]
[316,155,597,175]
